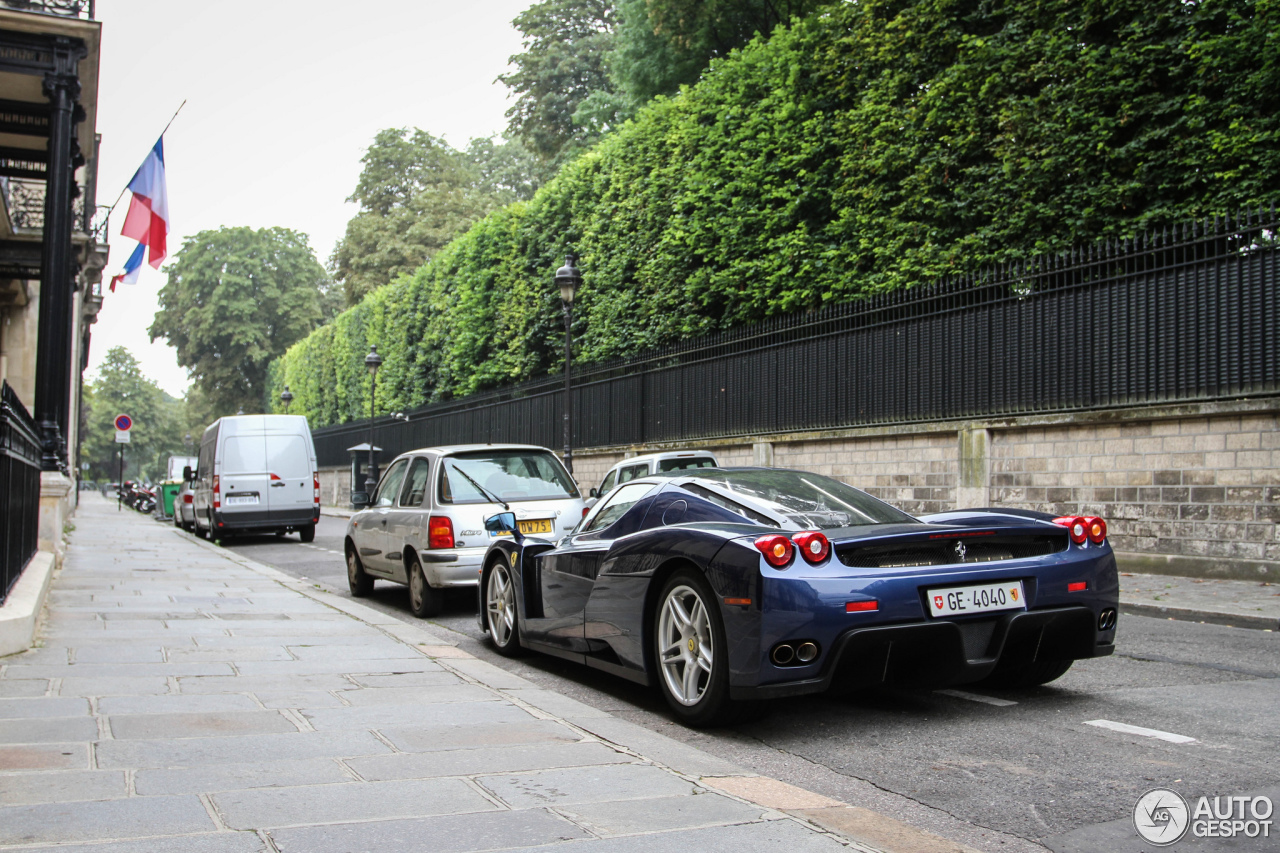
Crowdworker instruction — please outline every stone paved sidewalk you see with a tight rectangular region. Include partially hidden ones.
[1118,571,1280,630]
[0,495,980,853]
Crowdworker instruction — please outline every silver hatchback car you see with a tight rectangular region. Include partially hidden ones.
[344,444,586,617]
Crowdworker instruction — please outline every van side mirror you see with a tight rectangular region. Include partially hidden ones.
[351,490,370,510]
[183,466,193,482]
[589,487,598,498]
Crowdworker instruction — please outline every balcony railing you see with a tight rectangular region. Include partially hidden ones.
[0,0,94,19]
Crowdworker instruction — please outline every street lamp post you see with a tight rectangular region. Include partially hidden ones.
[280,385,294,414]
[555,254,581,475]
[364,345,383,493]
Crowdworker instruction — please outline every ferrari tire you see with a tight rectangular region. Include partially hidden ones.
[484,554,523,657]
[408,554,441,618]
[981,658,1073,688]
[347,546,374,597]
[298,524,316,543]
[652,569,740,727]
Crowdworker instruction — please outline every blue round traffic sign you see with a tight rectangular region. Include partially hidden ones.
[114,414,132,431]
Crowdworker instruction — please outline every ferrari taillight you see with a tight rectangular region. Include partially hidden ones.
[792,530,830,564]
[754,534,794,568]
[428,516,455,549]
[1084,516,1107,544]
[1053,515,1089,545]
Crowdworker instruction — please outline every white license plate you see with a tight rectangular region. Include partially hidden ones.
[927,581,1025,618]
[225,495,259,506]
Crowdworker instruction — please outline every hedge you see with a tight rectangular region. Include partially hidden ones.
[272,0,1279,425]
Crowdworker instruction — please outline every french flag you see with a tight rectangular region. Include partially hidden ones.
[119,136,170,270]
[108,242,144,292]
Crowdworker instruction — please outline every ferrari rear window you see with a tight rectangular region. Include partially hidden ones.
[682,469,914,529]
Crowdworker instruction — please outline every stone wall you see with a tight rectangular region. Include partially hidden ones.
[318,397,1278,580]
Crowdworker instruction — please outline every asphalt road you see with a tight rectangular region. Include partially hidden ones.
[219,515,1280,853]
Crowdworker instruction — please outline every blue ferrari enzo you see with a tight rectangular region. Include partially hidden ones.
[478,468,1118,726]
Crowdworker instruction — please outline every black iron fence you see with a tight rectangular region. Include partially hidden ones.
[313,207,1279,468]
[1,381,42,604]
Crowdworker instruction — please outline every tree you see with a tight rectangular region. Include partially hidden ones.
[330,130,542,306]
[81,347,182,483]
[149,226,329,417]
[610,0,827,105]
[499,0,619,163]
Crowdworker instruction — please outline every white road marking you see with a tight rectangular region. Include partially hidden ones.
[935,689,1018,707]
[1084,719,1196,744]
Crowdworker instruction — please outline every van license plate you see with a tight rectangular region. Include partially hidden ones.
[516,518,553,534]
[225,495,259,506]
[927,581,1025,617]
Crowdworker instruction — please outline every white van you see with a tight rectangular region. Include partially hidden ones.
[192,415,320,542]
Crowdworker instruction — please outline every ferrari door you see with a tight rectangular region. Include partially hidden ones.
[523,482,657,656]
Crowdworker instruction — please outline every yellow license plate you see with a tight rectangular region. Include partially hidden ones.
[517,518,553,534]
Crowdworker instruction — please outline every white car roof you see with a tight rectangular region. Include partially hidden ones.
[612,450,718,466]
[397,444,557,458]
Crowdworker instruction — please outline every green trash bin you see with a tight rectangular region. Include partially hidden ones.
[159,481,182,517]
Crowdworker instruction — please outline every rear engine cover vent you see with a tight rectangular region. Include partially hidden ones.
[838,534,1067,569]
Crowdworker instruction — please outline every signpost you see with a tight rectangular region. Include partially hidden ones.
[115,414,131,511]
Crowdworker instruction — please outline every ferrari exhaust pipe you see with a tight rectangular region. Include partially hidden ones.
[771,644,795,665]
[796,642,819,663]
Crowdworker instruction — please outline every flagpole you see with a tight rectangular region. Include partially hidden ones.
[105,99,187,215]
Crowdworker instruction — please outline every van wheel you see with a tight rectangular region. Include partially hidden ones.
[408,555,441,618]
[347,547,374,597]
[298,525,316,543]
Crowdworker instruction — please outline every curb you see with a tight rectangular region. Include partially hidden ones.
[0,550,55,657]
[1119,601,1278,632]
[175,525,986,853]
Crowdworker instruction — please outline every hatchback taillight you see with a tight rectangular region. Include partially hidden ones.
[428,516,455,549]
[754,534,794,568]
[183,494,193,504]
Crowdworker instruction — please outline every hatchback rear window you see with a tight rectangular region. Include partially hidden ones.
[440,450,579,504]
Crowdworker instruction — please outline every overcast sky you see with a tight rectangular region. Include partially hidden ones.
[90,0,531,396]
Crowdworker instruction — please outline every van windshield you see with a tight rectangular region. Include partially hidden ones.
[440,450,578,503]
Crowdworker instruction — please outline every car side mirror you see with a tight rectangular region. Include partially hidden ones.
[182,466,193,482]
[485,512,523,542]
[589,487,598,498]
[351,490,370,510]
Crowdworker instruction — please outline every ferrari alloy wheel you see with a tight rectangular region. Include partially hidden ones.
[408,554,441,618]
[347,546,374,597]
[654,570,739,726]
[485,556,522,656]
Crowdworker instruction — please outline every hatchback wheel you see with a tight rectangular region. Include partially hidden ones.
[485,555,522,656]
[653,570,740,727]
[408,554,441,618]
[347,546,374,597]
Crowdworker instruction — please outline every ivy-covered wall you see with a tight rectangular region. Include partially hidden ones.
[271,0,1279,426]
